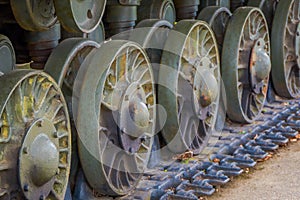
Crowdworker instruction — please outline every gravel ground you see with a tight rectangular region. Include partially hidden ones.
[208,140,300,200]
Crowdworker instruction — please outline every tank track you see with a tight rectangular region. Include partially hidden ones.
[1,1,300,199]
[93,99,299,200]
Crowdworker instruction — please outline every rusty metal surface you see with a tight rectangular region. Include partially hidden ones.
[159,20,221,154]
[222,7,270,123]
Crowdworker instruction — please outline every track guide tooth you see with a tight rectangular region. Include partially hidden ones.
[177,180,215,197]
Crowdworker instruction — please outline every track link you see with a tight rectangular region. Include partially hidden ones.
[106,99,300,200]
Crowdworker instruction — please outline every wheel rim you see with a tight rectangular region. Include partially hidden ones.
[138,0,176,25]
[44,38,100,189]
[54,0,106,33]
[199,0,230,11]
[159,20,220,154]
[197,6,232,53]
[230,0,247,12]
[153,0,176,24]
[0,34,15,74]
[222,7,270,123]
[271,0,300,98]
[10,0,57,31]
[247,0,279,30]
[75,40,155,195]
[61,22,106,43]
[44,38,100,90]
[130,19,173,83]
[0,70,71,199]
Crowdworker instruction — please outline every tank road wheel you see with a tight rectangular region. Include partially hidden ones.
[44,38,99,189]
[199,0,230,11]
[54,0,106,33]
[222,7,271,123]
[137,0,176,25]
[271,0,300,98]
[61,22,106,43]
[197,6,232,52]
[230,0,248,12]
[173,0,200,20]
[10,0,57,31]
[159,20,221,154]
[0,70,71,199]
[0,34,15,75]
[75,40,156,195]
[247,0,279,30]
[129,19,173,82]
[44,38,100,90]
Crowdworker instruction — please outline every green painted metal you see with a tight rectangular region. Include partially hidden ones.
[44,38,99,190]
[222,7,270,123]
[54,0,106,33]
[0,34,15,74]
[230,0,248,12]
[159,20,220,154]
[10,0,57,31]
[271,0,300,98]
[130,19,173,83]
[137,0,176,25]
[247,0,279,30]
[199,0,230,11]
[0,70,71,199]
[75,40,155,195]
[197,6,232,53]
[61,22,106,44]
[44,38,99,90]
[173,0,200,20]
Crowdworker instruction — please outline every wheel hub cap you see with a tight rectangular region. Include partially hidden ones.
[250,39,271,93]
[19,118,59,197]
[119,83,149,153]
[194,58,219,108]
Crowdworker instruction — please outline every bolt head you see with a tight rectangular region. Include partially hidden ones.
[23,184,29,192]
[23,147,28,154]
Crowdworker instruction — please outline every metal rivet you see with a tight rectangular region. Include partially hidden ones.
[53,132,58,138]
[125,95,129,101]
[23,184,29,192]
[23,147,28,154]
[37,121,42,127]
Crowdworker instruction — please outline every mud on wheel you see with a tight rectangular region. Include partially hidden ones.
[0,70,71,199]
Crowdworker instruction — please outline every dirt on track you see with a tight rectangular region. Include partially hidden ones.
[207,140,300,200]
